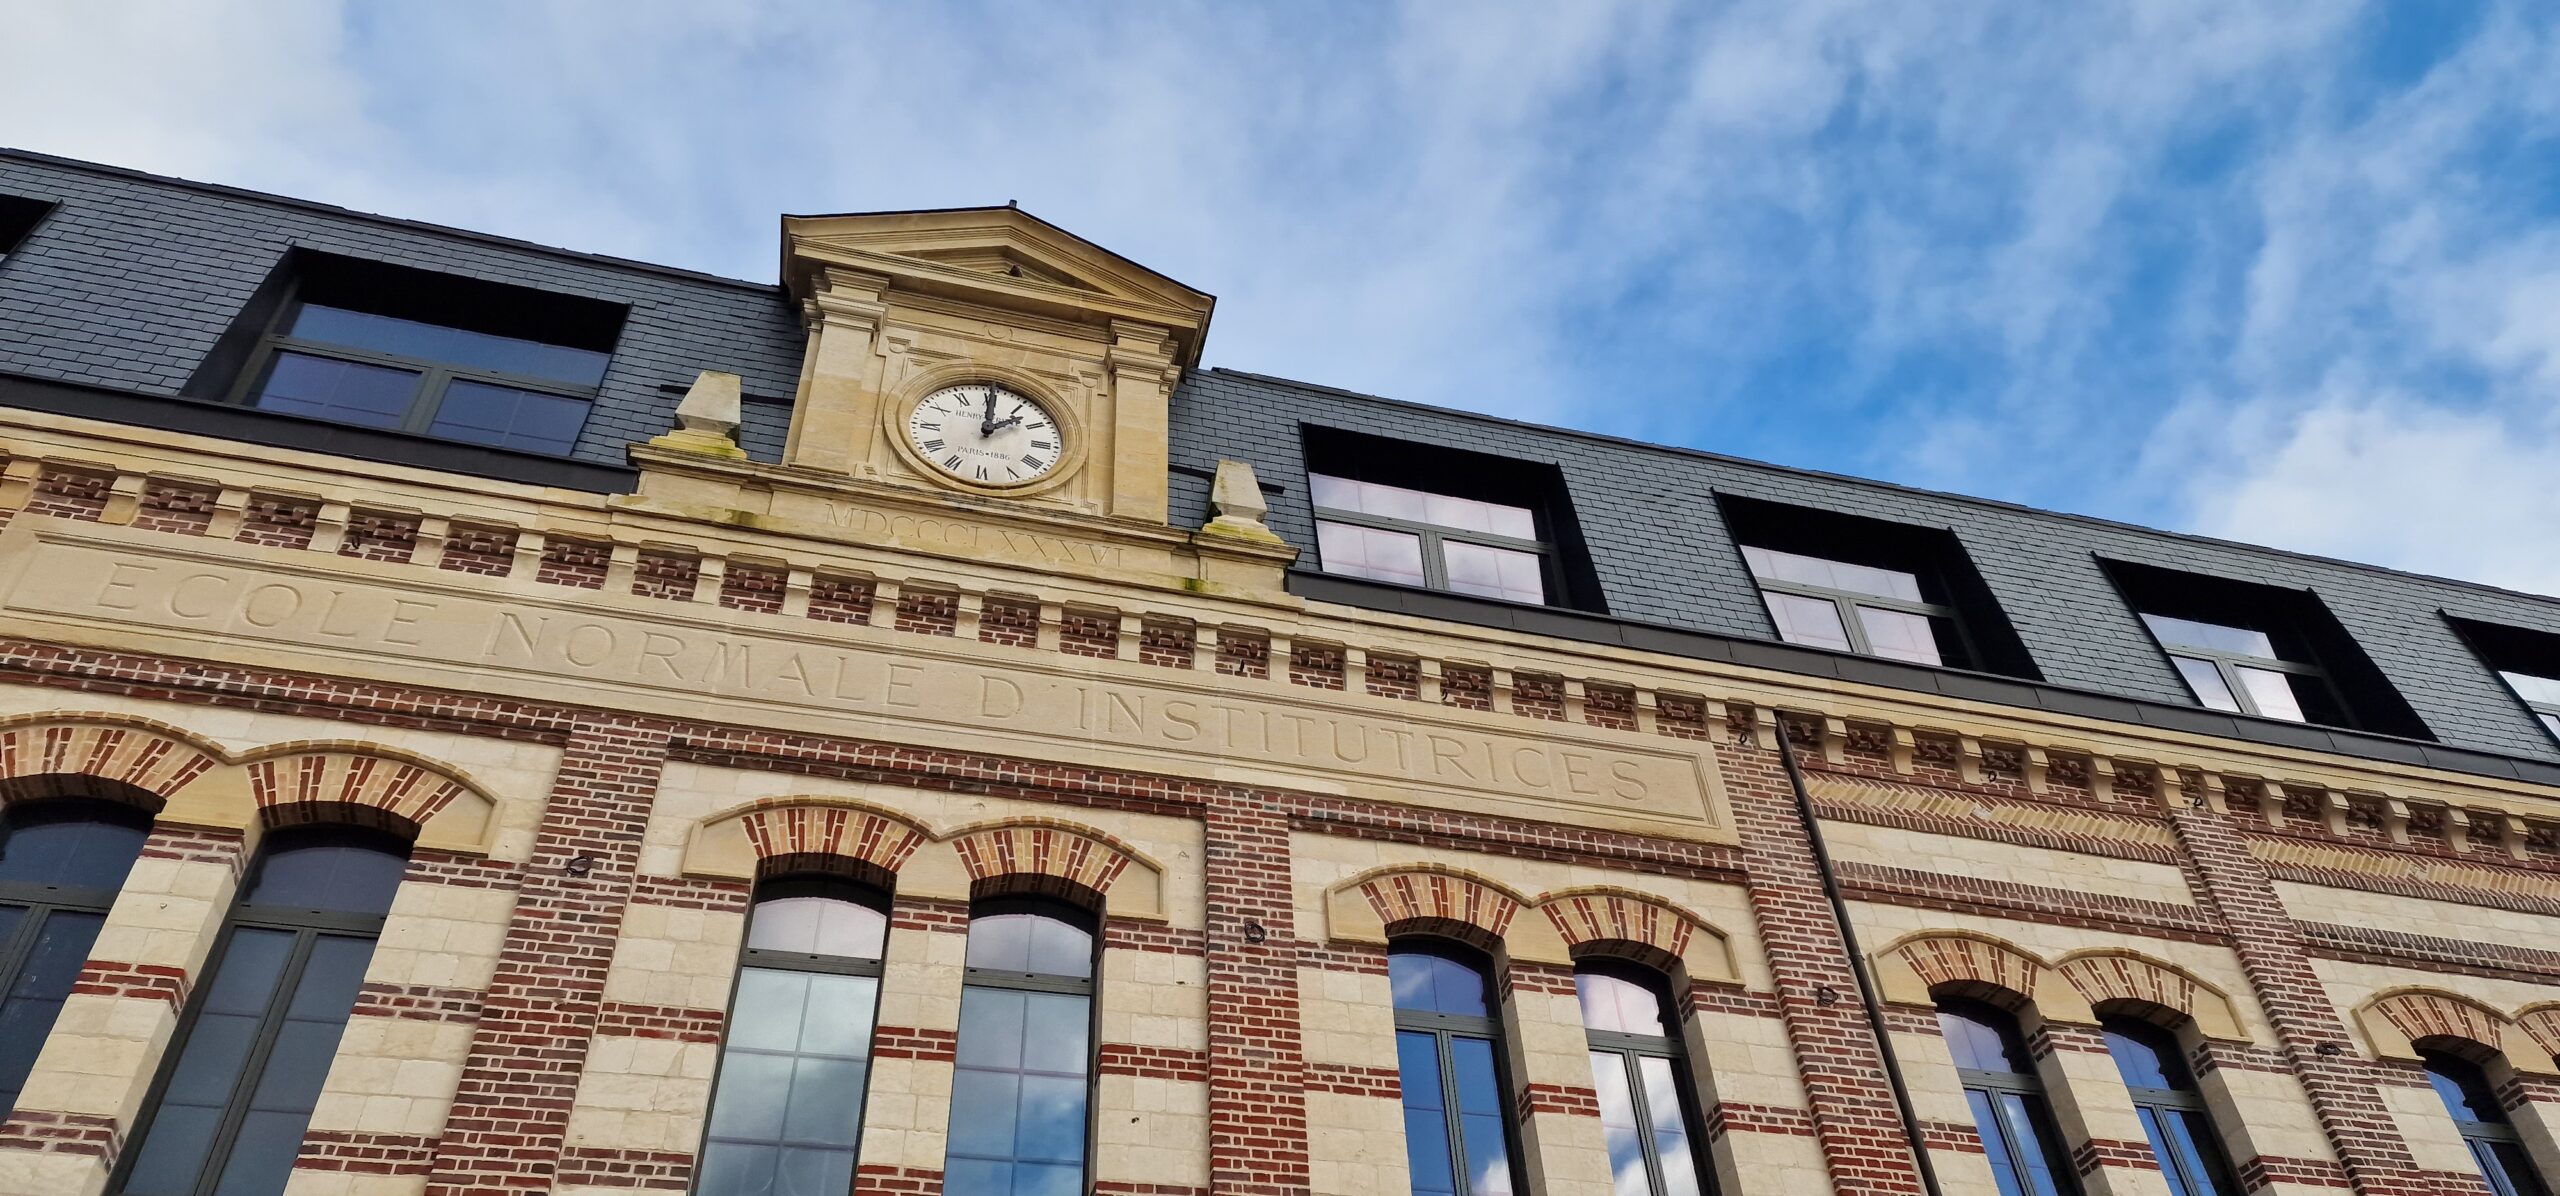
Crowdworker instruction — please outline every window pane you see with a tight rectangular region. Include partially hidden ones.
[251,350,418,428]
[1444,541,1546,605]
[1356,480,1432,522]
[748,895,888,961]
[1449,1037,1516,1196]
[1307,473,1361,512]
[2542,711,2560,740]
[1425,493,1496,535]
[2479,1140,2544,1196]
[243,834,409,915]
[2172,656,2243,713]
[0,801,149,890]
[289,304,610,386]
[1390,948,1489,1017]
[1965,1089,2029,1196]
[964,911,1092,979]
[1575,969,1669,1038]
[950,979,1091,1195]
[1937,1002,2033,1075]
[1400,1031,1458,1196]
[1857,606,1947,666]
[1995,1092,2070,1196]
[1589,1053,1649,1196]
[1743,546,1921,601]
[2425,1052,2507,1125]
[2232,666,2308,722]
[0,909,107,1107]
[2161,1108,2234,1196]
[1763,592,1853,652]
[426,380,591,455]
[1637,1055,1705,1196]
[2101,1020,2184,1091]
[1316,520,1426,588]
[2142,614,2276,659]
[2500,671,2560,707]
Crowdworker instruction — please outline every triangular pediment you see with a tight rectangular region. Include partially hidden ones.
[781,207,1214,362]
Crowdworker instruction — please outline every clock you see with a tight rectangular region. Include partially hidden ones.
[903,382,1066,488]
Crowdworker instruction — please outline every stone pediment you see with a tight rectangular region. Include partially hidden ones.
[782,206,1215,367]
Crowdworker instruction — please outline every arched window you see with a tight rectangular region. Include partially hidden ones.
[2099,1017,2240,1196]
[947,897,1097,1196]
[0,797,152,1109]
[2423,1049,2550,1196]
[1936,998,2080,1196]
[117,825,410,1196]
[1390,940,1521,1196]
[695,875,891,1196]
[1575,961,1712,1196]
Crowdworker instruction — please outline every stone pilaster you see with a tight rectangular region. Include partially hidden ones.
[2032,1022,2173,1196]
[857,894,969,1196]
[1504,960,1613,1196]
[1093,920,1209,1196]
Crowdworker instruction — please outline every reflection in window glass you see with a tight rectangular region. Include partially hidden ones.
[1391,943,1519,1196]
[1309,473,1551,605]
[2141,612,2335,724]
[251,351,419,428]
[2172,657,2241,713]
[2101,1019,2240,1196]
[1857,606,1945,666]
[245,297,608,455]
[699,882,889,1196]
[121,829,409,1196]
[1762,593,1853,653]
[2423,1051,2551,1196]
[1578,966,1712,1196]
[0,798,149,1115]
[949,902,1095,1196]
[2500,671,2560,744]
[1937,1000,2078,1196]
[2231,667,2307,723]
[2140,615,2276,659]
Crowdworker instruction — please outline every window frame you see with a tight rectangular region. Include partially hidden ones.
[2423,1051,2551,1196]
[2100,1019,2241,1196]
[1576,963,1716,1196]
[1389,938,1529,1196]
[2494,670,2560,744]
[695,876,892,1195]
[1308,475,1557,605]
[2138,614,2342,723]
[946,896,1102,1196]
[1740,545,1975,666]
[0,798,153,1108]
[113,827,408,1196]
[1938,1000,2083,1196]
[223,284,607,455]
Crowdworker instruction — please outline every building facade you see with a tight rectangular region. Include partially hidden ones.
[0,150,2555,1196]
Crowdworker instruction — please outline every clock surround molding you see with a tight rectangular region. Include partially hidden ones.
[884,364,1088,500]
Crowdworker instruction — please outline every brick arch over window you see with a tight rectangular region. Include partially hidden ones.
[737,799,930,881]
[2051,950,2245,1041]
[945,818,1154,903]
[236,741,496,847]
[1873,931,2090,1020]
[2514,1004,2560,1063]
[2354,988,2542,1066]
[1531,886,1739,984]
[1324,865,1529,950]
[0,712,225,807]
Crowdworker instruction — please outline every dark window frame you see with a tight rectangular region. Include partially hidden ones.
[946,895,1102,1196]
[2446,616,2560,747]
[113,825,411,1196]
[2098,1018,2242,1196]
[1741,544,1973,665]
[1298,424,1607,613]
[1937,999,2083,1196]
[2100,559,2430,739]
[1309,478,1557,602]
[2422,1050,2551,1196]
[695,874,892,1196]
[0,195,57,264]
[1575,961,1716,1196]
[2138,612,2341,724]
[0,798,153,1108]
[1389,937,1530,1196]
[225,294,608,452]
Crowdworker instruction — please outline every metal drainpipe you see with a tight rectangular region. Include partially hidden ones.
[1770,715,1947,1196]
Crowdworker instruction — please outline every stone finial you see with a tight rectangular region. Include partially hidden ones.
[648,370,746,458]
[1202,459,1284,544]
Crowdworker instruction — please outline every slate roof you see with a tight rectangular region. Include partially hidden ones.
[7,148,2560,775]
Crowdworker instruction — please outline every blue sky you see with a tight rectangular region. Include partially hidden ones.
[9,2,2560,593]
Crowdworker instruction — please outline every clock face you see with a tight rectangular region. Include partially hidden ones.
[904,383,1065,487]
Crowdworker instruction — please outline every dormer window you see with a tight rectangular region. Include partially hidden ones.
[2105,560,2430,738]
[1311,475,1547,604]
[2446,617,2560,745]
[210,251,625,456]
[1301,426,1602,611]
[0,196,50,264]
[1717,494,2039,678]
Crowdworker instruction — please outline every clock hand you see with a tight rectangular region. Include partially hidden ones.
[979,391,997,438]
